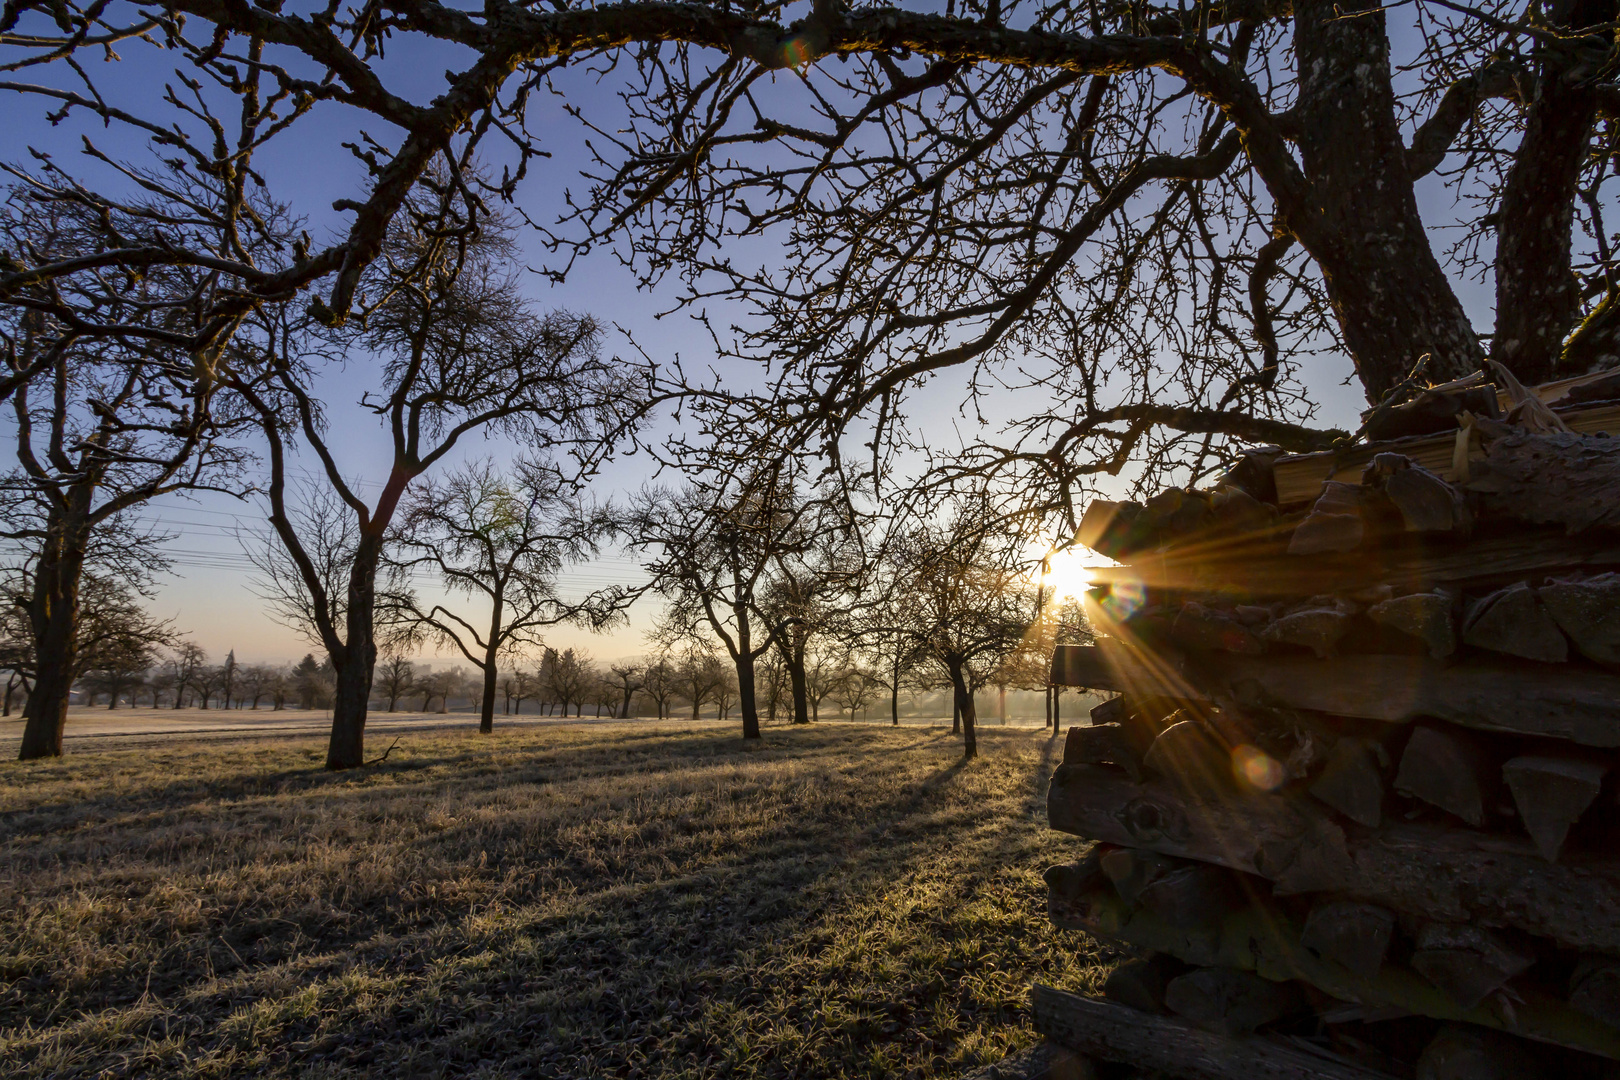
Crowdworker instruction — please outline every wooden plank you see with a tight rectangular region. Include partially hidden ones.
[1050,643,1620,748]
[1271,404,1620,505]
[1030,985,1402,1080]
[1047,762,1620,954]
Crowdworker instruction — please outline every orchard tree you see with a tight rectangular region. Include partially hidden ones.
[376,654,417,712]
[887,505,1036,758]
[236,189,645,768]
[385,458,629,733]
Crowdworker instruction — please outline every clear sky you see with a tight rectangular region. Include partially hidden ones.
[2,5,1499,668]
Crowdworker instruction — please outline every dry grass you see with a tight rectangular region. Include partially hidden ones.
[0,722,1114,1079]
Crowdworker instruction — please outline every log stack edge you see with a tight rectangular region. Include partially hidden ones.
[1036,379,1620,1079]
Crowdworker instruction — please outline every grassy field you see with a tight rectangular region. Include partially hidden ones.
[0,722,1114,1079]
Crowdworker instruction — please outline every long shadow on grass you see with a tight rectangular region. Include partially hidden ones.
[1,728,1093,1079]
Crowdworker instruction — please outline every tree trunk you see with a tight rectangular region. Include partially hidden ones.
[18,510,88,761]
[949,663,977,759]
[327,534,382,770]
[952,694,961,735]
[733,609,761,740]
[1493,0,1616,382]
[1046,685,1053,730]
[1288,0,1484,398]
[479,663,497,733]
[785,638,810,724]
[891,681,900,726]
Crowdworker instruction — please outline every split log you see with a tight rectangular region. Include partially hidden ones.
[1539,573,1620,664]
[1207,653,1620,748]
[1163,968,1304,1036]
[1044,852,1107,904]
[1136,862,1242,927]
[1366,592,1456,658]
[1031,985,1404,1080]
[1502,755,1609,862]
[1143,719,1233,797]
[1262,605,1353,658]
[1048,763,1620,954]
[1050,881,1620,1059]
[1210,486,1277,534]
[1464,430,1620,534]
[1571,959,1620,1031]
[1394,725,1495,828]
[1146,488,1214,539]
[1409,922,1535,1010]
[1101,955,1180,1014]
[1309,739,1387,828]
[1063,723,1144,780]
[1089,697,1128,726]
[1373,457,1471,535]
[1416,1024,1551,1080]
[1288,483,1367,556]
[1300,900,1395,980]
[1076,500,1151,559]
[1364,383,1500,443]
[1172,602,1264,655]
[1098,847,1184,905]
[1462,582,1568,662]
[1218,445,1282,505]
[1270,404,1620,506]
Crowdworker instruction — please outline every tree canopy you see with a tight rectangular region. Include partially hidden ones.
[6,0,1616,522]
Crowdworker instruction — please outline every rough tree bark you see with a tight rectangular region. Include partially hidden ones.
[17,509,88,759]
[948,660,978,759]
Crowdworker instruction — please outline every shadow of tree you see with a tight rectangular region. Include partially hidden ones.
[0,725,1109,1080]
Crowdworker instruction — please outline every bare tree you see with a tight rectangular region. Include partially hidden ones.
[830,666,877,723]
[235,190,645,768]
[673,645,728,722]
[1,289,245,755]
[375,654,416,713]
[540,647,594,718]
[631,464,834,738]
[236,665,277,710]
[385,458,629,733]
[639,655,679,721]
[606,663,645,719]
[885,505,1037,758]
[77,630,161,709]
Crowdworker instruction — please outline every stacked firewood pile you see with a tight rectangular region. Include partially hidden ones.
[1034,369,1620,1079]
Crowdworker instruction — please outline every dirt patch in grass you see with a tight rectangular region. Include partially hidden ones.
[0,723,1113,1079]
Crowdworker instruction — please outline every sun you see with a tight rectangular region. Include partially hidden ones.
[1042,547,1095,602]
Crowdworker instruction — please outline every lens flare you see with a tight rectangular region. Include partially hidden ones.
[779,36,816,67]
[1102,577,1146,622]
[1232,744,1286,791]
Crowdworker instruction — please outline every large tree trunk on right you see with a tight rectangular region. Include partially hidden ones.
[1494,0,1616,381]
[1288,0,1484,398]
